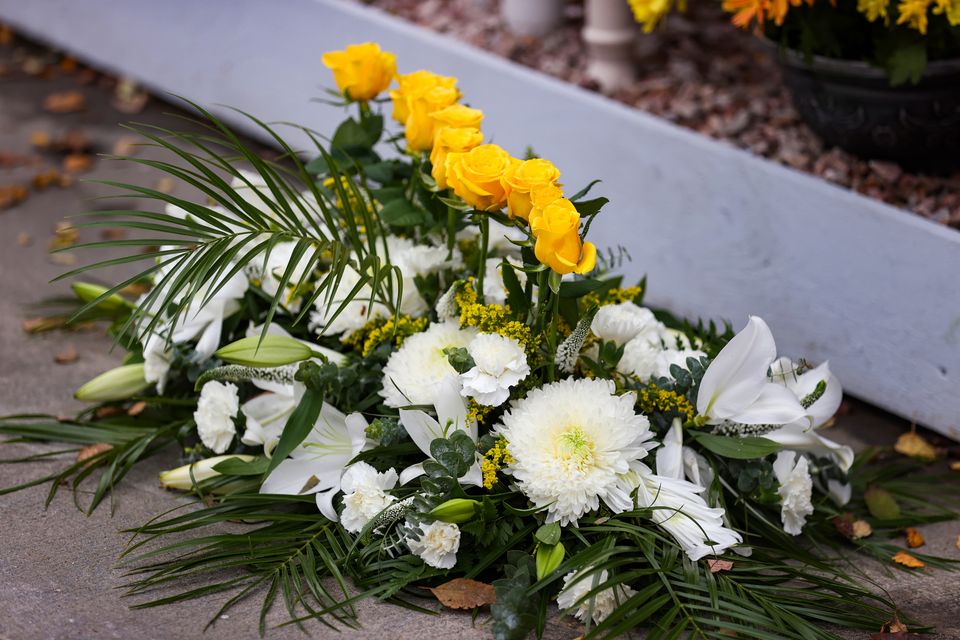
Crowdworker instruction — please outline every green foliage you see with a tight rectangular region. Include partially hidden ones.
[692,433,783,460]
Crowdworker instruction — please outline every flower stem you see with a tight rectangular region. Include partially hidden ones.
[446,206,457,260]
[476,214,489,304]
[547,287,561,382]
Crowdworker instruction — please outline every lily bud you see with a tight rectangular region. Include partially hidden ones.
[71,282,134,314]
[159,454,255,491]
[215,335,314,367]
[75,363,150,402]
[428,498,480,523]
[535,541,565,580]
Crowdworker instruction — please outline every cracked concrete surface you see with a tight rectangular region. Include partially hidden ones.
[0,32,958,640]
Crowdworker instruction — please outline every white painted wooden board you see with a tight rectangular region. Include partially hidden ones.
[3,0,959,438]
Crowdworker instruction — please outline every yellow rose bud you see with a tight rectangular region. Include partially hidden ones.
[445,144,514,211]
[535,231,597,275]
[502,158,562,221]
[430,104,484,135]
[405,85,460,152]
[530,197,580,239]
[528,183,565,221]
[321,42,397,102]
[389,70,458,127]
[430,127,484,190]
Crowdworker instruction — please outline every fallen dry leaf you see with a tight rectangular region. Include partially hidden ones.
[956,534,960,551]
[707,559,733,573]
[50,221,80,250]
[112,78,149,114]
[43,90,86,113]
[428,578,497,610]
[50,252,77,266]
[63,153,92,174]
[94,406,123,419]
[885,617,909,633]
[0,151,34,168]
[0,184,28,210]
[127,401,147,416]
[894,430,938,462]
[17,232,32,247]
[30,130,51,149]
[54,345,78,364]
[22,316,68,333]
[76,68,97,85]
[77,443,113,467]
[891,550,925,568]
[59,56,77,74]
[155,177,175,193]
[120,282,151,297]
[905,527,925,549]
[100,228,127,240]
[852,520,872,540]
[112,135,140,156]
[950,461,960,472]
[58,173,74,188]
[54,130,93,154]
[0,23,12,45]
[32,168,61,190]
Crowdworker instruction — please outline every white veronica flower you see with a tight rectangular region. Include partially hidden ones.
[556,568,637,624]
[617,334,661,381]
[380,322,477,408]
[398,376,482,486]
[654,348,707,380]
[497,378,656,526]
[591,302,658,345]
[339,462,399,533]
[142,332,172,394]
[460,333,530,407]
[194,381,239,454]
[696,316,807,427]
[407,521,461,569]
[259,403,369,521]
[773,451,814,536]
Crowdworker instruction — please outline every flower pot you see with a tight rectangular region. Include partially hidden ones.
[501,0,565,38]
[773,46,960,170]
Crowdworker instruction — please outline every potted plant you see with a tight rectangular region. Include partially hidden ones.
[627,0,960,168]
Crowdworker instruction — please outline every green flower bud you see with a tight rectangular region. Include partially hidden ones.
[159,454,255,491]
[428,498,480,523]
[215,335,314,367]
[535,541,565,581]
[74,363,150,402]
[71,282,134,314]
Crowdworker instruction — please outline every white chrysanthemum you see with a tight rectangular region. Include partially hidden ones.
[407,521,460,569]
[380,322,477,408]
[460,333,530,407]
[773,451,814,535]
[617,334,661,381]
[654,348,707,380]
[142,333,172,394]
[310,266,391,338]
[339,462,398,534]
[194,381,239,454]
[497,378,656,526]
[556,568,637,624]
[591,302,659,345]
[387,235,460,277]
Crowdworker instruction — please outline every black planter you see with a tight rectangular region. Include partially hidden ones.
[773,45,960,170]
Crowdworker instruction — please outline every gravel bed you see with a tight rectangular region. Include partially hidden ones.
[359,0,960,230]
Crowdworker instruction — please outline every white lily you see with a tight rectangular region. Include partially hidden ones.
[398,376,482,487]
[259,402,369,521]
[655,419,715,491]
[696,316,807,427]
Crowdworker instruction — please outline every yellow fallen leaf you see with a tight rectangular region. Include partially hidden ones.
[852,520,872,540]
[77,443,113,467]
[894,430,937,462]
[905,527,925,549]
[707,559,733,573]
[428,578,496,610]
[956,534,960,551]
[950,461,960,472]
[54,345,78,364]
[891,550,925,568]
[127,401,147,416]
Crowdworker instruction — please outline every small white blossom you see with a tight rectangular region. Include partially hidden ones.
[591,302,658,345]
[194,381,239,454]
[654,348,707,380]
[407,521,461,569]
[339,462,399,534]
[142,333,172,394]
[460,333,530,407]
[481,257,526,306]
[556,568,637,624]
[435,284,459,321]
[617,334,661,381]
[380,322,477,408]
[773,451,814,536]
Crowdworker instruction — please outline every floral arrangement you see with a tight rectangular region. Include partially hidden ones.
[3,41,958,638]
[628,0,960,84]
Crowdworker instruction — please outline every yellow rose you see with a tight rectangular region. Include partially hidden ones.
[321,43,396,102]
[529,197,596,275]
[390,70,458,123]
[404,85,461,152]
[502,158,562,221]
[445,144,514,211]
[430,104,484,135]
[431,127,485,190]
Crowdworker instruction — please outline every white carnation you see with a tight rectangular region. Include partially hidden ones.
[497,378,656,526]
[380,322,477,408]
[460,334,530,407]
[407,520,460,569]
[654,348,707,380]
[591,303,658,345]
[773,451,814,536]
[556,568,637,624]
[617,334,661,381]
[339,462,399,534]
[194,381,239,454]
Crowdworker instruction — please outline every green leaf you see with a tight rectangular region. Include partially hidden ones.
[693,433,782,459]
[211,456,270,476]
[559,277,610,299]
[500,259,529,319]
[864,486,902,520]
[265,388,324,478]
[379,199,428,227]
[535,522,561,546]
[885,40,927,87]
[572,197,608,217]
